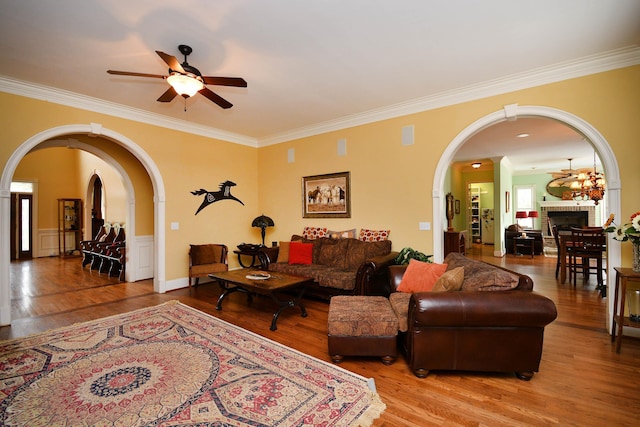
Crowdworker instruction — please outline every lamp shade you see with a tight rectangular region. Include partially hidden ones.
[252,214,274,229]
[252,214,275,247]
[515,211,528,219]
[528,211,539,218]
[167,74,204,97]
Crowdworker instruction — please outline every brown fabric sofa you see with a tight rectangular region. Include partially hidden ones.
[258,235,397,300]
[387,252,557,380]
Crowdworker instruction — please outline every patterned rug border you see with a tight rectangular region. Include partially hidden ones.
[1,300,386,426]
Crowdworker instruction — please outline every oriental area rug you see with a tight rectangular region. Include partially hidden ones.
[0,301,385,426]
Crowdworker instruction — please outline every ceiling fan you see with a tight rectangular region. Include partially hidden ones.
[547,158,593,186]
[107,44,247,109]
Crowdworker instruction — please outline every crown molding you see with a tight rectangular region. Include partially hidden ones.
[258,46,640,147]
[1,46,638,148]
[0,77,258,147]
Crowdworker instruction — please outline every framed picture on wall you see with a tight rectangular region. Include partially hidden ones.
[302,171,351,218]
[455,199,461,215]
[505,191,510,213]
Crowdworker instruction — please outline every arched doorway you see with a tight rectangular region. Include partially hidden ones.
[432,104,621,331]
[88,174,104,240]
[0,123,167,325]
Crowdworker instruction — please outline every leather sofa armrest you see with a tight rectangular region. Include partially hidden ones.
[358,251,399,296]
[389,264,408,292]
[409,291,557,328]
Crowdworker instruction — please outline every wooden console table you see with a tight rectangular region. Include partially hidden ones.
[513,236,535,258]
[444,230,466,257]
[234,248,261,268]
[611,267,640,353]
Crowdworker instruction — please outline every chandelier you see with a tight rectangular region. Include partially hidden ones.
[570,152,606,205]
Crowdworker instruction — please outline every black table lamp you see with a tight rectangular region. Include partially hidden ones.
[252,214,275,247]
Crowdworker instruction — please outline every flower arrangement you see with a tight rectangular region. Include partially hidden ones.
[603,212,640,243]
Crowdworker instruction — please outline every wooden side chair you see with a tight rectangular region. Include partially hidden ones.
[189,244,229,292]
[551,224,566,279]
[568,227,606,287]
[81,223,110,268]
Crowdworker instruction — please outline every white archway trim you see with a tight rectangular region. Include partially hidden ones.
[0,124,167,325]
[432,104,621,333]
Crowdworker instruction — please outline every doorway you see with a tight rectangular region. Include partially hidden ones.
[1,123,167,326]
[90,175,104,240]
[467,182,494,246]
[10,193,32,260]
[432,104,621,332]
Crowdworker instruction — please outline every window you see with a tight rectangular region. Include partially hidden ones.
[514,185,536,229]
[10,181,33,193]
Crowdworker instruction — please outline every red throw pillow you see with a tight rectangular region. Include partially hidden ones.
[288,241,313,265]
[397,260,448,293]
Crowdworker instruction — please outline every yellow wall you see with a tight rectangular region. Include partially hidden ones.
[77,150,127,225]
[258,65,640,264]
[0,93,259,278]
[13,148,129,233]
[13,148,81,229]
[2,65,639,280]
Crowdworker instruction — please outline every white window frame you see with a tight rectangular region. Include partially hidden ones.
[514,184,536,229]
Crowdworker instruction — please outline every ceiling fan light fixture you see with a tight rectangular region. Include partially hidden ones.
[167,73,204,97]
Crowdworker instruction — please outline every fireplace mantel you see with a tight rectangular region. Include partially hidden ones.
[539,200,596,208]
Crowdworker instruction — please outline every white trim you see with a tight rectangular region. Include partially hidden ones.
[540,200,596,208]
[258,46,640,146]
[432,105,622,334]
[0,78,257,147]
[0,47,638,147]
[0,124,167,326]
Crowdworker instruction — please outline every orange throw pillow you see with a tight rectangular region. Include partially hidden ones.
[288,241,313,265]
[397,259,448,293]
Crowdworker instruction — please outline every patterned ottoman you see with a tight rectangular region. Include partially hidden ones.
[327,295,398,365]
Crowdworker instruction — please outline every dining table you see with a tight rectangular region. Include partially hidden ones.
[558,234,572,284]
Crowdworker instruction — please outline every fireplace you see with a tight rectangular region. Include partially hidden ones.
[540,201,596,236]
[547,211,589,233]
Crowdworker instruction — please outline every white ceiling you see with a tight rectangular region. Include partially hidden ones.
[0,1,638,173]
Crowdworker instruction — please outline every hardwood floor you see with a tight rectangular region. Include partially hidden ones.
[3,247,640,426]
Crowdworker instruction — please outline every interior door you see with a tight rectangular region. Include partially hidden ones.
[10,193,33,260]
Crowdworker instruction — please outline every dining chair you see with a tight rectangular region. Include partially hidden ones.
[550,224,565,279]
[568,227,606,287]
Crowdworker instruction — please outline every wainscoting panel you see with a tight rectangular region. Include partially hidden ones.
[38,228,59,257]
[133,235,154,281]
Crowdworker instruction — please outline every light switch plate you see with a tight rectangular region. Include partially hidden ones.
[419,222,431,230]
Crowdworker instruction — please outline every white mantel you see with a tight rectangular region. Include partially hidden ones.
[539,200,596,208]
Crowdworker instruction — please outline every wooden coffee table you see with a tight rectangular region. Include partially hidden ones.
[209,269,313,330]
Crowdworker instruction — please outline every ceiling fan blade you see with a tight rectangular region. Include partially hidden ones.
[157,87,178,102]
[107,70,166,79]
[156,51,185,73]
[199,87,233,109]
[202,76,247,87]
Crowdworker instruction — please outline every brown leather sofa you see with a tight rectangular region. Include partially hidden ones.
[388,253,557,380]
